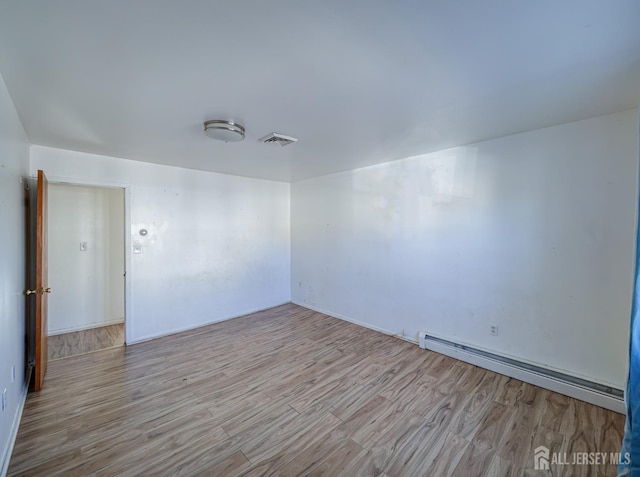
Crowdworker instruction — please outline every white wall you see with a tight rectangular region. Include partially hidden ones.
[292,109,638,390]
[30,146,291,343]
[48,184,124,334]
[0,73,29,473]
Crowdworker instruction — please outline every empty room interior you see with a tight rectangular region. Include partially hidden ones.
[1,1,639,476]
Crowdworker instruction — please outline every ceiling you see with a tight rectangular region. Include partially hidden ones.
[0,1,638,182]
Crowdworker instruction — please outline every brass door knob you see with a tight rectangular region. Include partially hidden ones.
[25,288,51,295]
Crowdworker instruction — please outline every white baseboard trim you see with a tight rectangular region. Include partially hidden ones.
[291,301,418,345]
[1,367,31,477]
[127,302,292,345]
[291,301,625,414]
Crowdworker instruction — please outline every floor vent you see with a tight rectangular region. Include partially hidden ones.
[419,331,625,413]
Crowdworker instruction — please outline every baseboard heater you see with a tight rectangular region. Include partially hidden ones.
[418,332,625,414]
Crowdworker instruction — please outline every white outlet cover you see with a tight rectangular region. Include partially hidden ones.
[80,241,88,251]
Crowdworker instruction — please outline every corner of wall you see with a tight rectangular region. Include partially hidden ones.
[0,69,31,477]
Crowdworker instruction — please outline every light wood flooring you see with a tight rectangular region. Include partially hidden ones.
[8,304,624,476]
[48,323,125,360]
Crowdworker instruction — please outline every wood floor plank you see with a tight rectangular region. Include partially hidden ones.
[7,303,625,477]
[377,364,438,411]
[335,394,399,446]
[187,451,251,477]
[307,439,365,477]
[336,445,391,477]
[330,382,388,422]
[564,400,600,461]
[497,386,548,466]
[450,371,502,440]
[485,454,516,477]
[383,392,471,476]
[526,425,565,476]
[274,428,350,477]
[289,376,358,413]
[239,409,341,465]
[424,431,470,477]
[87,416,229,477]
[236,413,343,476]
[452,401,516,476]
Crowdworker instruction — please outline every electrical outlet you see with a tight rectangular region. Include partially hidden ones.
[489,324,499,336]
[2,389,6,411]
[11,365,15,383]
[80,241,88,251]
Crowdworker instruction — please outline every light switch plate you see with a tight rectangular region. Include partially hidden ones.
[80,242,88,251]
[133,242,142,254]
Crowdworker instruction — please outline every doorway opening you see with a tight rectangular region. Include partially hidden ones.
[46,183,125,360]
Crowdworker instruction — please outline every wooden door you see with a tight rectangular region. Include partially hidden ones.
[31,170,50,391]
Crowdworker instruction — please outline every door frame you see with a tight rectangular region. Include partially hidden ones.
[40,174,132,345]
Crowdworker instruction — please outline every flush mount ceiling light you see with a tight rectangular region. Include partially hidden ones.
[203,120,245,142]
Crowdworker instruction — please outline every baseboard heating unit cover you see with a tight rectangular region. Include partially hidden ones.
[418,331,624,414]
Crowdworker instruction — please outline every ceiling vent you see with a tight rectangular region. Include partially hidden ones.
[259,133,298,147]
